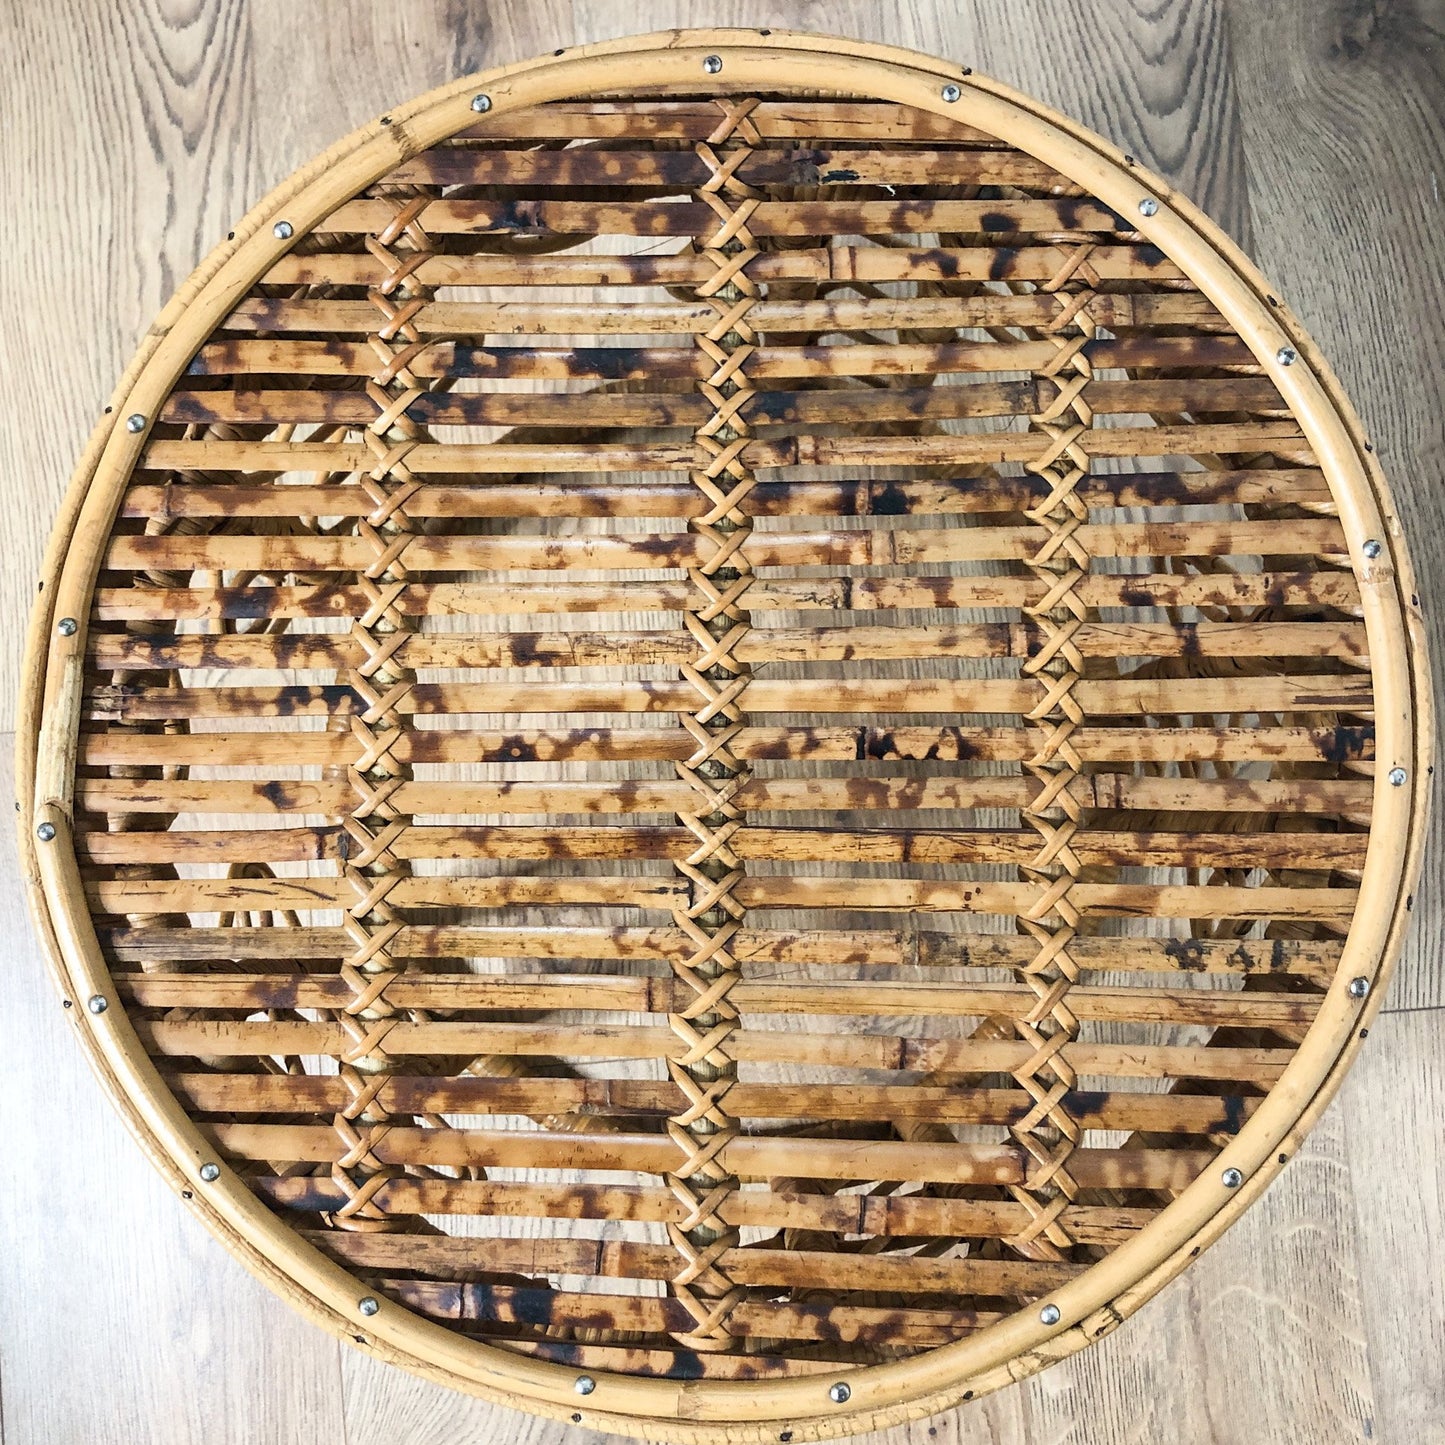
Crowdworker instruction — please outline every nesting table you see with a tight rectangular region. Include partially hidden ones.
[19,28,1429,1443]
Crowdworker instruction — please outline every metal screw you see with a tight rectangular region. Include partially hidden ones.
[703,54,723,74]
[1222,1167,1243,1189]
[574,1375,596,1396]
[358,1296,380,1317]
[273,220,294,240]
[1362,538,1383,559]
[470,93,492,113]
[199,1162,221,1182]
[87,995,108,1015]
[57,617,77,636]
[1276,345,1297,365]
[35,821,56,842]
[1348,976,1370,999]
[941,82,962,102]
[1388,766,1408,787]
[828,1382,851,1405]
[1039,1303,1061,1326]
[1138,197,1159,217]
[125,413,146,433]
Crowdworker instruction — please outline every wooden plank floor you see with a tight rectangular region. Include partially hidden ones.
[2,1,1441,1440]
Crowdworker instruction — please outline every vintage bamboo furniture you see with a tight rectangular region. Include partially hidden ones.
[17,29,1431,1443]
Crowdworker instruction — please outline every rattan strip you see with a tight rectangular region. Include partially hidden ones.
[318,186,441,1234]
[659,97,767,1351]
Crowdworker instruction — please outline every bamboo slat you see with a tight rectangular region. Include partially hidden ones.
[101,924,1343,977]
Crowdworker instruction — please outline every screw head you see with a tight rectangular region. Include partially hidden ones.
[1276,345,1297,365]
[1222,1167,1244,1189]
[358,1295,380,1316]
[470,93,491,113]
[702,54,723,74]
[941,82,962,102]
[1389,766,1408,787]
[125,413,146,433]
[1362,538,1383,559]
[199,1162,221,1182]
[35,821,56,842]
[828,1382,851,1404]
[1348,976,1370,999]
[574,1374,596,1396]
[1039,1303,1061,1326]
[273,220,294,240]
[86,994,108,1015]
[1138,197,1159,217]
[57,617,78,636]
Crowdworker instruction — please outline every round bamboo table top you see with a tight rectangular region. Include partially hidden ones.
[19,28,1431,1444]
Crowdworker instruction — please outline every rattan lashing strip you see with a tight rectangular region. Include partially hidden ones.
[1002,241,1097,1258]
[661,95,764,1354]
[323,186,439,1234]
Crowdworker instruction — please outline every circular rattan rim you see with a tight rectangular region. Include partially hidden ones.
[17,28,1432,1442]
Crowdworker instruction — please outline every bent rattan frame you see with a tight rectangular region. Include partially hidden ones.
[17,28,1431,1443]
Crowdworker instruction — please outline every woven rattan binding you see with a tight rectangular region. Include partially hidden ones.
[19,29,1430,1444]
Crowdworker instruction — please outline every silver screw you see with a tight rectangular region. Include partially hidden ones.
[941,83,962,102]
[1388,766,1408,787]
[1348,976,1370,999]
[574,1374,596,1396]
[1138,197,1159,217]
[199,1162,221,1182]
[358,1296,380,1317]
[273,220,294,240]
[1222,1167,1243,1189]
[703,54,723,74]
[1040,1303,1061,1326]
[470,93,492,113]
[1362,538,1383,559]
[1276,345,1297,365]
[828,1382,851,1405]
[36,821,56,842]
[125,413,146,433]
[87,995,108,1015]
[57,617,78,636]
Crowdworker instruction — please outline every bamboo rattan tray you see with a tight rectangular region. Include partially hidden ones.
[18,28,1431,1443]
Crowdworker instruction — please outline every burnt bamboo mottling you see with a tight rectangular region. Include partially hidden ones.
[16,29,1430,1445]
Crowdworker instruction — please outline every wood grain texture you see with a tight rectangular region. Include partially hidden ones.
[0,741,348,1445]
[1343,1009,1445,1444]
[3,0,1441,1441]
[1225,0,1445,1009]
[0,0,258,733]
